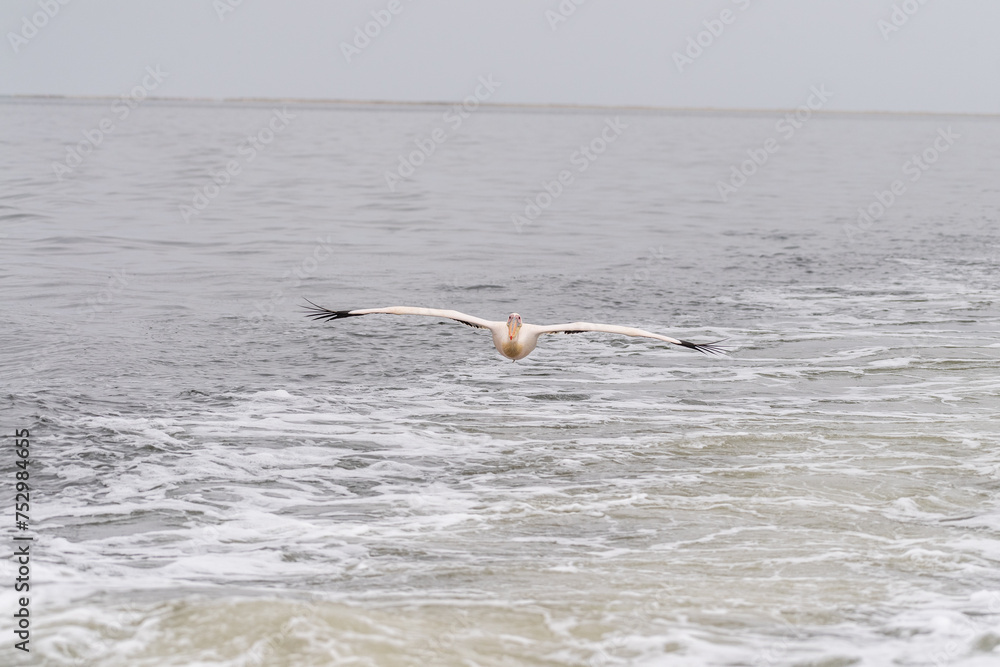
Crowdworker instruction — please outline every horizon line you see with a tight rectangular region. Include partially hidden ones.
[1,93,997,118]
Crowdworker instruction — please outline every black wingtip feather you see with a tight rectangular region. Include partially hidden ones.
[678,339,730,356]
[301,299,363,323]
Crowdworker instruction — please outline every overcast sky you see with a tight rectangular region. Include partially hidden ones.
[2,0,998,114]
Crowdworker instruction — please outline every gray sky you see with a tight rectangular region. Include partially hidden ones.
[2,0,999,114]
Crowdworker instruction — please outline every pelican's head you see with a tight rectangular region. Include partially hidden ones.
[507,313,522,340]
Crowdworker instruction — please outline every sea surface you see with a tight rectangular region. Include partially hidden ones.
[2,98,999,666]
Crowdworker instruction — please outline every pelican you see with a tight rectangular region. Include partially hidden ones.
[303,300,726,361]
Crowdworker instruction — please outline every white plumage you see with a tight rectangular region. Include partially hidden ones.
[303,300,727,361]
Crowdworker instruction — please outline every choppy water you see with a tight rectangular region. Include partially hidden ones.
[2,98,1000,666]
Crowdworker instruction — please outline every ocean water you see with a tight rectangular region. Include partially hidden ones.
[1,98,999,666]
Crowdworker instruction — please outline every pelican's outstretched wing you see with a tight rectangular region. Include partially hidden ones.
[529,321,728,355]
[302,300,500,331]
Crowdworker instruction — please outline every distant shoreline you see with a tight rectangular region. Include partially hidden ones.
[1,93,995,118]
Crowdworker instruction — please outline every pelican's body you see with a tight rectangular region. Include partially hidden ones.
[495,327,535,360]
[303,301,726,361]
[499,337,532,360]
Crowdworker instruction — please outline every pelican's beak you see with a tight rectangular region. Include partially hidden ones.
[508,321,519,340]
